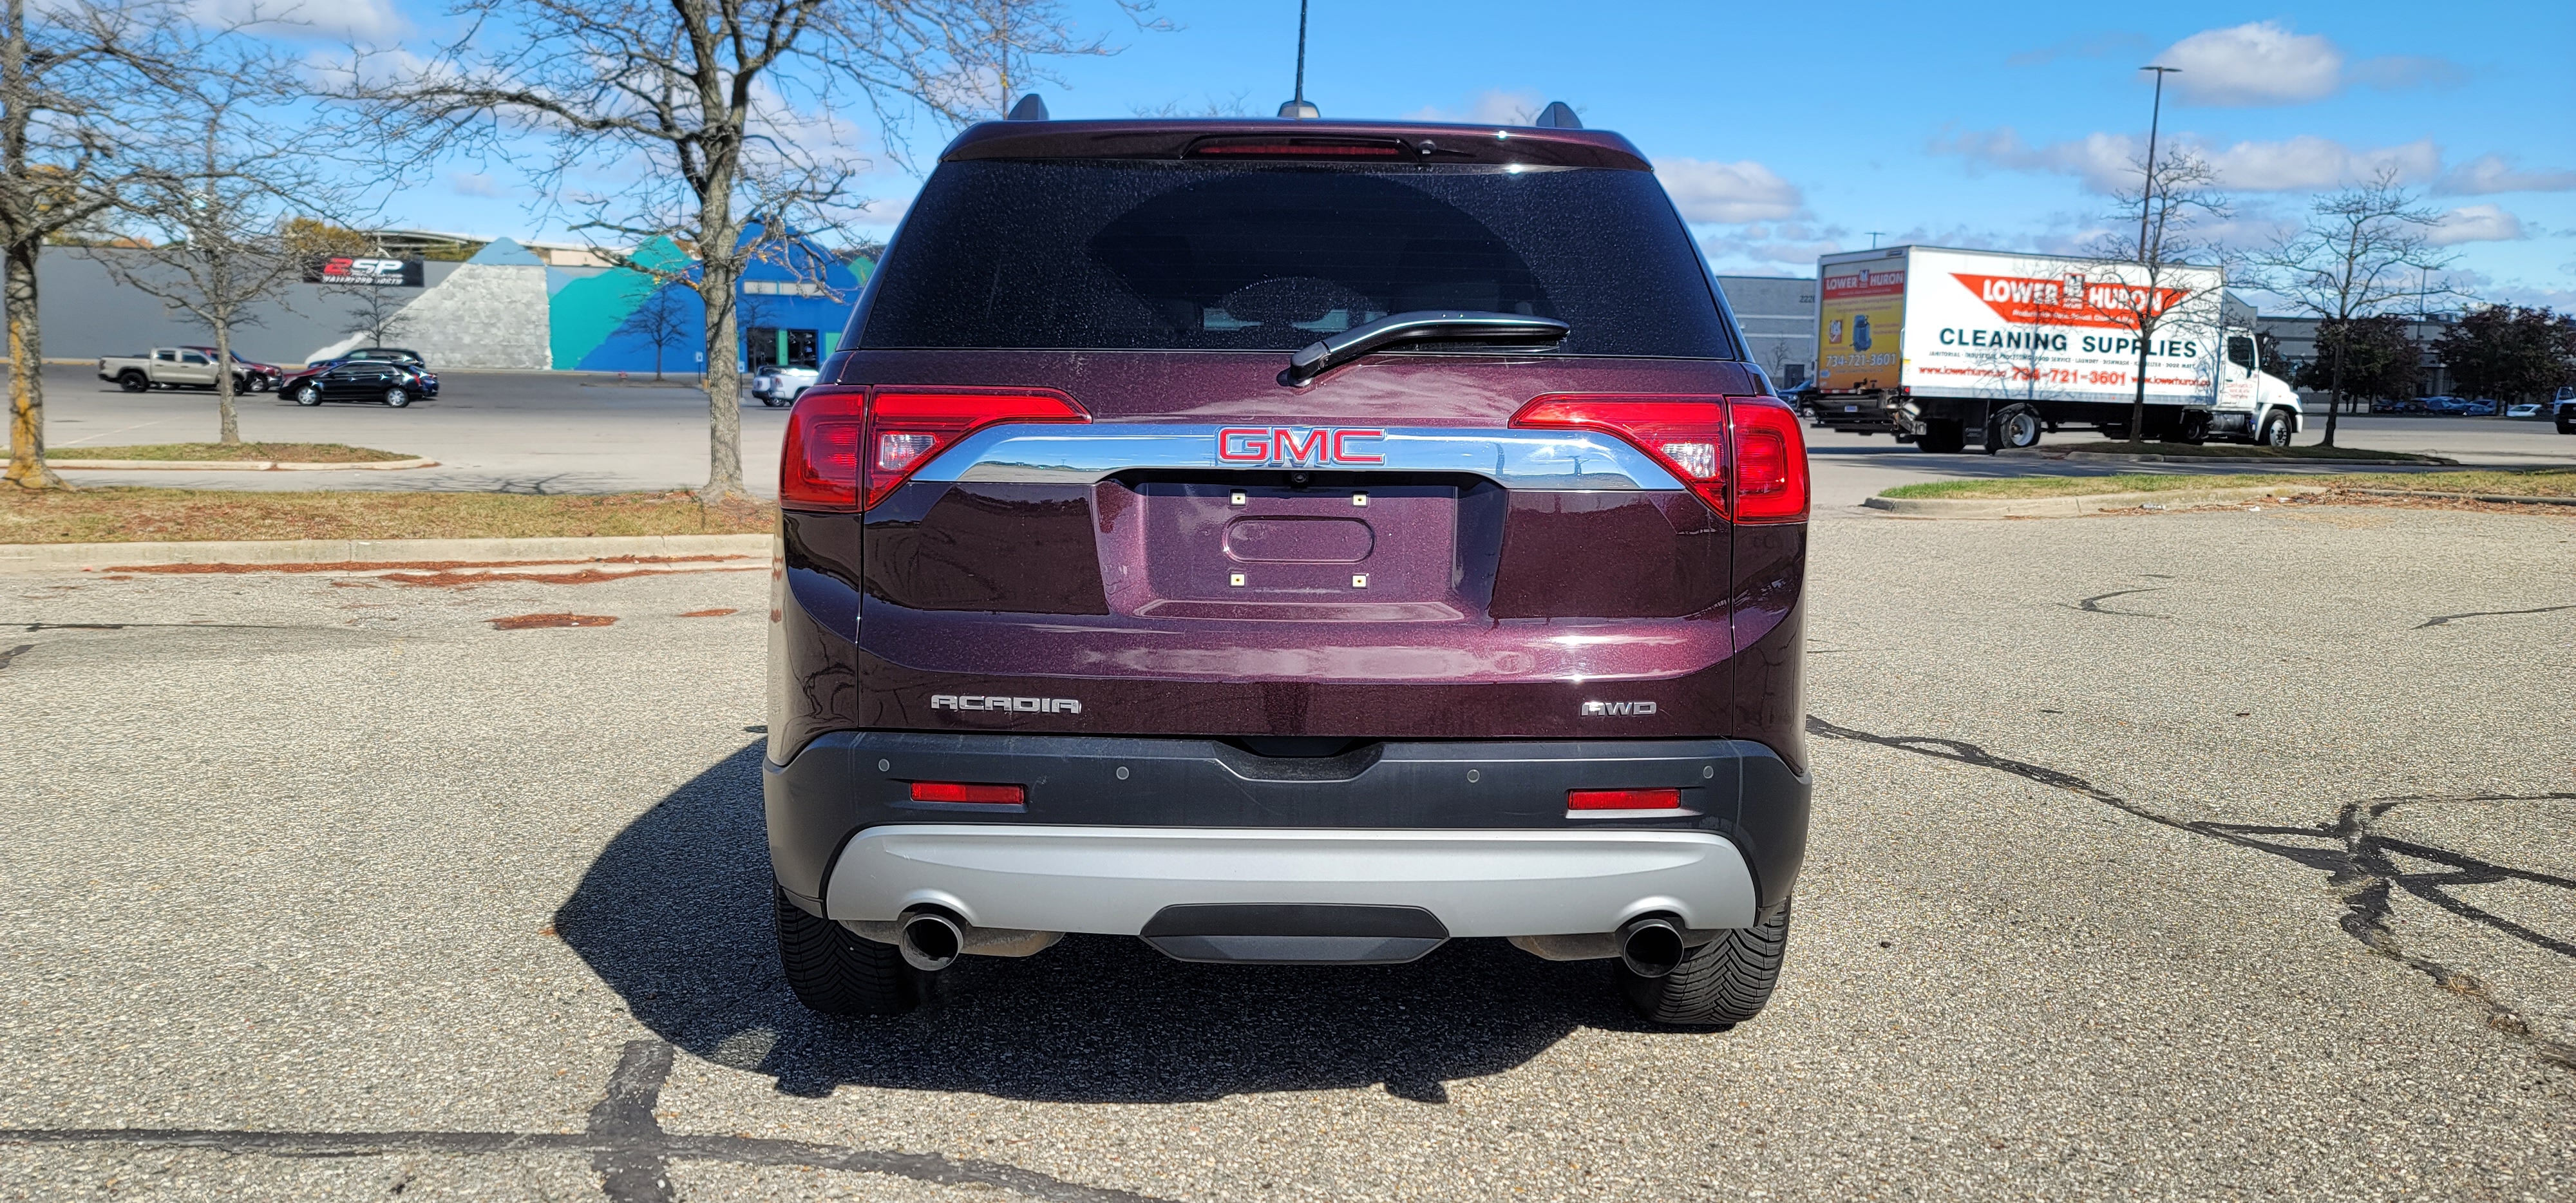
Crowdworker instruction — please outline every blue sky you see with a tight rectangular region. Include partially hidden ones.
[354,0,2575,309]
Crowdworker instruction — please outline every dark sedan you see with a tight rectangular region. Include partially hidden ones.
[281,358,440,408]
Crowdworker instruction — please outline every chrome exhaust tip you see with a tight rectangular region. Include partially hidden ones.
[897,909,964,972]
[1616,915,1687,979]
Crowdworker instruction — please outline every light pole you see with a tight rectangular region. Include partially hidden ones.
[2136,66,2180,253]
[2121,64,2181,444]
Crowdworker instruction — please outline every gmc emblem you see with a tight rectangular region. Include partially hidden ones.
[1217,427,1385,466]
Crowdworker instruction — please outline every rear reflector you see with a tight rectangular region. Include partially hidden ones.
[1567,788,1681,811]
[909,781,1026,805]
[779,386,1090,511]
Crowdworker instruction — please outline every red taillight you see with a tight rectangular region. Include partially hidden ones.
[909,781,1026,805]
[779,386,1090,512]
[1567,788,1682,811]
[1727,396,1810,523]
[1510,393,1808,524]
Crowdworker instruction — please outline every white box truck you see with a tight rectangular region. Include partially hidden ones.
[1809,245,2302,453]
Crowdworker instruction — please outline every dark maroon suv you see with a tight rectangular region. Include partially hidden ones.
[766,107,1812,1025]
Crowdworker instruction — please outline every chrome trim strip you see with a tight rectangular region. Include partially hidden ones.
[913,423,1685,491]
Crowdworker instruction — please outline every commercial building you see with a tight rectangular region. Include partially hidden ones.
[2255,314,2461,406]
[1714,275,1816,388]
[8,227,869,374]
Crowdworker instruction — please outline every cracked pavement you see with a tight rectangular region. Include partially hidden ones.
[1,504,2571,1199]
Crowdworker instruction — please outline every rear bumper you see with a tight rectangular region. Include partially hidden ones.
[765,731,1810,929]
[826,823,1754,938]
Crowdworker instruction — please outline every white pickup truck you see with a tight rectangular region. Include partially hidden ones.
[97,348,276,394]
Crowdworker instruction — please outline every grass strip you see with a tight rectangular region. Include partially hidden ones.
[0,487,773,544]
[55,442,417,463]
[2047,440,2453,463]
[1880,469,2576,502]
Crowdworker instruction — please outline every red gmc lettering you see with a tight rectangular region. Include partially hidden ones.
[1217,428,1271,461]
[1214,427,1386,466]
[1273,428,1331,464]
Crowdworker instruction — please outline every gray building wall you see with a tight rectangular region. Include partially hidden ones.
[1716,275,1817,387]
[5,247,459,366]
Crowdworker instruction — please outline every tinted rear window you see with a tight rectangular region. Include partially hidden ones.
[859,160,1738,358]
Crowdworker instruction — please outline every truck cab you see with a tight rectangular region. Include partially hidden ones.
[2200,327,2302,447]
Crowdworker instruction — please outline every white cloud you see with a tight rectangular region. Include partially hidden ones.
[2427,204,2526,246]
[1937,127,2441,193]
[188,0,402,39]
[449,172,504,198]
[2157,22,2342,106]
[2152,22,2460,108]
[1655,158,1804,224]
[2437,154,2576,196]
[1404,89,1547,126]
[2204,136,2439,192]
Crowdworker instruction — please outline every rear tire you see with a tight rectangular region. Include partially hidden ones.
[384,387,411,408]
[118,372,147,393]
[1984,404,2041,453]
[775,884,933,1016]
[1915,419,1967,453]
[1618,897,1792,1027]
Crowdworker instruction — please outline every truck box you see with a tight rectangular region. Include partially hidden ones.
[1811,245,2300,452]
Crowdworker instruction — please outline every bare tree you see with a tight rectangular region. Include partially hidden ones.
[95,36,354,445]
[613,281,698,381]
[2248,170,2453,446]
[2,0,162,488]
[2088,149,2230,445]
[347,0,1153,500]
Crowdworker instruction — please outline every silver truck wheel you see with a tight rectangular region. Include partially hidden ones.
[1985,404,2041,453]
[2260,411,2293,448]
[118,372,148,393]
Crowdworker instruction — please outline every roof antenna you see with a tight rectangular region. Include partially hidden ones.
[1532,101,1582,129]
[1277,0,1318,118]
[1006,93,1049,121]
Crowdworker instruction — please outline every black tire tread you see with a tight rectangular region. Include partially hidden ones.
[774,884,929,1016]
[1618,898,1792,1027]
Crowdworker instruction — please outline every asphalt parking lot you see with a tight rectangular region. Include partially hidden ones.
[33,364,2576,509]
[3,504,2570,1199]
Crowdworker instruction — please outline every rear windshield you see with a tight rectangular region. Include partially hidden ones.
[858,160,1739,358]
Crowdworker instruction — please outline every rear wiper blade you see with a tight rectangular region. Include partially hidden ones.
[1280,310,1570,386]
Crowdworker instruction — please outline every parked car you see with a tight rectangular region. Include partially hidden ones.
[2420,395,2466,413]
[345,346,427,368]
[2461,399,2497,417]
[277,357,439,408]
[750,364,820,407]
[2505,403,2544,419]
[2556,393,2576,433]
[95,347,270,393]
[180,346,282,392]
[766,104,1812,1026]
[2371,397,2425,414]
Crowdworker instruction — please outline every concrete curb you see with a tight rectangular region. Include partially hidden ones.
[2054,450,2445,467]
[0,533,772,573]
[2338,488,2576,508]
[52,457,440,471]
[1862,484,2327,518]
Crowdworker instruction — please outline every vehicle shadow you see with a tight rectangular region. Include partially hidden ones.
[554,743,1659,1104]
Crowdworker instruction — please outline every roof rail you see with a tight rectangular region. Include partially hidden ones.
[1007,93,1050,122]
[1533,101,1581,129]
